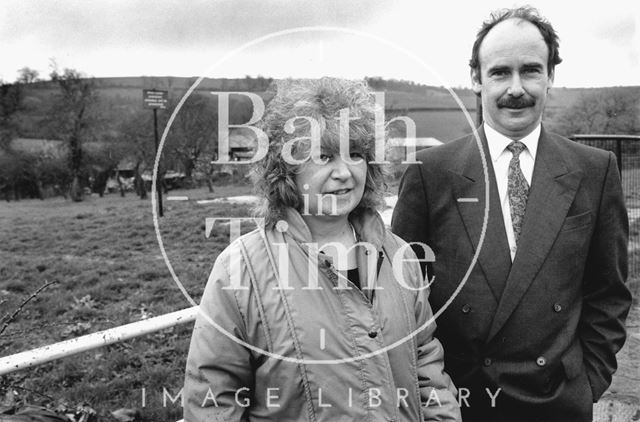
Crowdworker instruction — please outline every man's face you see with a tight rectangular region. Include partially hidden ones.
[471,19,554,140]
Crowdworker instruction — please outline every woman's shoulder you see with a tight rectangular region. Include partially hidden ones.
[205,228,269,296]
[208,228,269,284]
[382,228,415,256]
[216,227,267,260]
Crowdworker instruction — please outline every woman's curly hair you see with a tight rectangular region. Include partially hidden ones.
[252,77,387,228]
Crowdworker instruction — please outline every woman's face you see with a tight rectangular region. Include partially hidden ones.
[294,149,367,220]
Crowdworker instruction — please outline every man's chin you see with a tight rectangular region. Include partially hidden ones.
[492,115,536,136]
[499,109,536,124]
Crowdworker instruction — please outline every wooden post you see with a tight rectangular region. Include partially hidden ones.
[153,107,163,217]
[143,89,168,217]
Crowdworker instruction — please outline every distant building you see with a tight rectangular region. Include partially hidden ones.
[114,156,140,179]
[228,131,256,161]
[212,130,259,176]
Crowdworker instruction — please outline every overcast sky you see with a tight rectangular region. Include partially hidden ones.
[1,0,638,88]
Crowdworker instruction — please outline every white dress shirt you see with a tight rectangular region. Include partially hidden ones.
[484,123,540,260]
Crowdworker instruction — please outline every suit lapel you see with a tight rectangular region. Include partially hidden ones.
[486,128,583,342]
[452,128,512,302]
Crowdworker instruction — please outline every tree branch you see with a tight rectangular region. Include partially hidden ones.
[0,280,58,336]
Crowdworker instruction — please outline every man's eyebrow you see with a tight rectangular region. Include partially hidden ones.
[487,65,510,74]
[522,63,544,70]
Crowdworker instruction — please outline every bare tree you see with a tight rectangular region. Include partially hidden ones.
[118,108,159,198]
[550,89,640,136]
[0,81,23,148]
[165,93,218,187]
[0,81,24,200]
[16,67,39,84]
[48,68,99,201]
[84,134,129,197]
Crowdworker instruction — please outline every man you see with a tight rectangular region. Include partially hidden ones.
[392,7,632,422]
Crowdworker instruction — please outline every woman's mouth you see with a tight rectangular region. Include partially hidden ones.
[326,188,352,195]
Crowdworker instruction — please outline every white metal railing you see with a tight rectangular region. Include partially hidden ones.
[0,306,197,376]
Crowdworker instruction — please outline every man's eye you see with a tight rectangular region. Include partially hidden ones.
[492,70,508,77]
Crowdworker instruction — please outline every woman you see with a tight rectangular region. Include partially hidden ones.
[184,78,460,421]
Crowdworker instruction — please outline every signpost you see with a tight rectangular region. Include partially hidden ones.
[143,89,168,217]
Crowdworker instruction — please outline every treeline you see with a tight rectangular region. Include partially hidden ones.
[0,68,257,201]
[546,87,640,136]
[1,68,638,201]
[365,76,475,98]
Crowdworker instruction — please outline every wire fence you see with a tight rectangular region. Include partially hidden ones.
[570,135,640,278]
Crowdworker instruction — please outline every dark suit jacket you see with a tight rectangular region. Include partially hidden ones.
[392,126,632,422]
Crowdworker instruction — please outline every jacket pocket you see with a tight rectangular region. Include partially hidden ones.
[561,211,592,232]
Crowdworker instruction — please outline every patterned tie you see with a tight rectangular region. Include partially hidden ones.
[507,141,529,244]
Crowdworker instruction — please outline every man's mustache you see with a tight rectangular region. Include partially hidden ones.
[497,97,536,109]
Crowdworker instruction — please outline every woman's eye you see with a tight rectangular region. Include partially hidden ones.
[350,152,364,159]
[319,154,332,162]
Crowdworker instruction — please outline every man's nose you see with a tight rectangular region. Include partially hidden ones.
[507,74,525,97]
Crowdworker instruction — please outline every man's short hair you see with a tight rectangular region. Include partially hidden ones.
[469,6,562,79]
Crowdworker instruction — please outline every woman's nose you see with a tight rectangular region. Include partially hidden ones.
[330,157,352,179]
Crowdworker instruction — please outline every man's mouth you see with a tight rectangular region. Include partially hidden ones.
[498,98,536,109]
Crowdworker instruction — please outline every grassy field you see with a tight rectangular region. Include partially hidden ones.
[0,184,256,421]
[1,182,638,420]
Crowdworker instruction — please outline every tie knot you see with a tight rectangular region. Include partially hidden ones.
[507,141,526,157]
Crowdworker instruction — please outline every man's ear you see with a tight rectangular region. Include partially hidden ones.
[547,68,555,91]
[471,68,482,96]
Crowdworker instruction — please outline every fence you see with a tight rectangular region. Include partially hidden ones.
[570,135,640,277]
[0,307,197,376]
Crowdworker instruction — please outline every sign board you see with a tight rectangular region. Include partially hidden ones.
[143,89,168,109]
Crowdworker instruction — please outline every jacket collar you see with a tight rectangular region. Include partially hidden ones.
[282,207,386,250]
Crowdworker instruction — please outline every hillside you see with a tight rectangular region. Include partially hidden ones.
[13,76,640,142]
